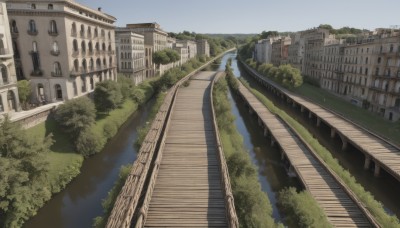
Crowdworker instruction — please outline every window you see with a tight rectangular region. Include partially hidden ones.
[102,43,106,51]
[10,20,18,33]
[49,20,57,34]
[88,41,93,54]
[96,58,101,69]
[109,57,112,66]
[53,62,61,76]
[73,39,78,52]
[28,20,37,34]
[81,76,86,92]
[101,29,105,37]
[73,59,79,72]
[31,4,36,9]
[55,84,63,100]
[108,31,111,39]
[365,57,368,64]
[95,42,99,51]
[90,77,94,90]
[103,58,106,67]
[87,26,91,38]
[94,28,98,37]
[32,41,38,52]
[89,58,94,70]
[81,41,86,53]
[378,57,381,64]
[80,24,85,37]
[1,65,8,84]
[48,4,53,10]
[390,44,394,53]
[73,81,77,95]
[375,68,379,76]
[71,22,77,35]
[51,41,59,55]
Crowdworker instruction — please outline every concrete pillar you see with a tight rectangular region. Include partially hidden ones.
[374,163,381,177]
[330,128,336,138]
[316,117,321,127]
[341,138,348,151]
[249,107,253,114]
[300,106,305,113]
[364,155,371,170]
[281,151,285,160]
[292,102,296,108]
[308,111,313,119]
[263,128,269,137]
[271,137,276,147]
[258,116,262,126]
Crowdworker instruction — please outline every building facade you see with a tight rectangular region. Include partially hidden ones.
[116,31,145,85]
[0,0,20,114]
[120,23,168,77]
[288,32,305,71]
[271,37,291,66]
[196,39,210,57]
[254,37,279,64]
[7,0,117,105]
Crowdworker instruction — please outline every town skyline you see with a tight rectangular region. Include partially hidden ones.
[78,0,400,34]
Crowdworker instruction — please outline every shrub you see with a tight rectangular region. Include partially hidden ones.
[76,128,104,157]
[132,89,146,104]
[103,121,118,140]
[94,80,123,113]
[54,96,96,140]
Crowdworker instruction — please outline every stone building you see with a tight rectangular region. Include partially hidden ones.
[177,40,197,59]
[288,32,305,71]
[196,39,210,57]
[115,31,145,85]
[302,28,335,78]
[7,0,117,105]
[0,0,20,114]
[271,37,291,66]
[173,43,189,65]
[119,23,168,77]
[254,37,280,64]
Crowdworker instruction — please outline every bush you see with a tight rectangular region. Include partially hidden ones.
[76,128,104,157]
[103,121,118,140]
[94,80,123,113]
[54,96,96,140]
[278,188,332,228]
[182,80,190,87]
[132,89,146,104]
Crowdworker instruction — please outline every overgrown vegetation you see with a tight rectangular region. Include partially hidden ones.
[278,188,332,228]
[226,60,330,227]
[213,70,279,227]
[239,77,400,227]
[153,49,180,66]
[0,117,53,227]
[92,165,132,228]
[244,58,303,88]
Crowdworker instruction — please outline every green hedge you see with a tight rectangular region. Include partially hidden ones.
[239,78,400,227]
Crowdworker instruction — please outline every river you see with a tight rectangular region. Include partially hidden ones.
[25,98,155,228]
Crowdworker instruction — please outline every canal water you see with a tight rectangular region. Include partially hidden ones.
[216,52,301,223]
[25,98,155,228]
[228,51,400,218]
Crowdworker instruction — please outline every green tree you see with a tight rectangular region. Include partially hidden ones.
[17,80,31,110]
[117,75,135,100]
[75,127,103,157]
[153,49,180,66]
[54,96,96,139]
[260,30,279,39]
[0,117,52,227]
[94,80,123,113]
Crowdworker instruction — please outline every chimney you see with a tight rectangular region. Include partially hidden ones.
[98,7,102,11]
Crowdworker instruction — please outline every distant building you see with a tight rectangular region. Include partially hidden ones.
[288,32,305,71]
[115,32,145,85]
[196,39,210,57]
[271,37,291,66]
[173,43,189,65]
[254,37,280,64]
[0,0,20,114]
[7,0,117,104]
[119,23,168,77]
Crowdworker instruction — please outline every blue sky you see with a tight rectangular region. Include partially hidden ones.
[77,0,400,34]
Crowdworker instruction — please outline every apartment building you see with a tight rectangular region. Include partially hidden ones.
[254,37,279,64]
[119,23,168,77]
[288,32,305,71]
[7,0,117,104]
[0,0,20,114]
[271,37,291,66]
[320,39,343,94]
[115,31,145,85]
[177,40,197,59]
[197,39,210,57]
[173,43,189,65]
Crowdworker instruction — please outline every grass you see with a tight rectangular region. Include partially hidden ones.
[240,78,400,227]
[294,83,400,145]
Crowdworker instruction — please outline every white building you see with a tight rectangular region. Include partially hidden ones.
[0,0,20,114]
[116,32,145,85]
[254,37,280,64]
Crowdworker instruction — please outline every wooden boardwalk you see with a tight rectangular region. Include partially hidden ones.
[243,62,400,181]
[237,81,375,227]
[144,71,229,227]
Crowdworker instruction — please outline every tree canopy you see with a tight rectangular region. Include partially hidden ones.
[153,49,180,65]
[94,80,123,113]
[260,30,279,39]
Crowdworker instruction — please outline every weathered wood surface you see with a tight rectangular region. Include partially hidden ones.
[237,81,375,227]
[242,62,400,182]
[144,71,229,227]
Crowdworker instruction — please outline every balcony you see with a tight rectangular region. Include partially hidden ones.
[50,50,60,56]
[0,78,16,86]
[48,30,58,36]
[107,50,115,55]
[72,50,79,57]
[27,29,38,36]
[30,69,43,76]
[51,71,62,77]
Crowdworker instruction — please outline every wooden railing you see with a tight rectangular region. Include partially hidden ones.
[210,72,239,227]
[106,48,236,228]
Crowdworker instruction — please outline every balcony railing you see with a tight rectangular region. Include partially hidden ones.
[51,71,62,77]
[27,29,38,36]
[50,50,60,56]
[48,30,58,36]
[30,69,43,76]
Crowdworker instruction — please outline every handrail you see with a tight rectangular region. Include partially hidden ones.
[210,73,239,227]
[237,79,380,227]
[106,48,236,228]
